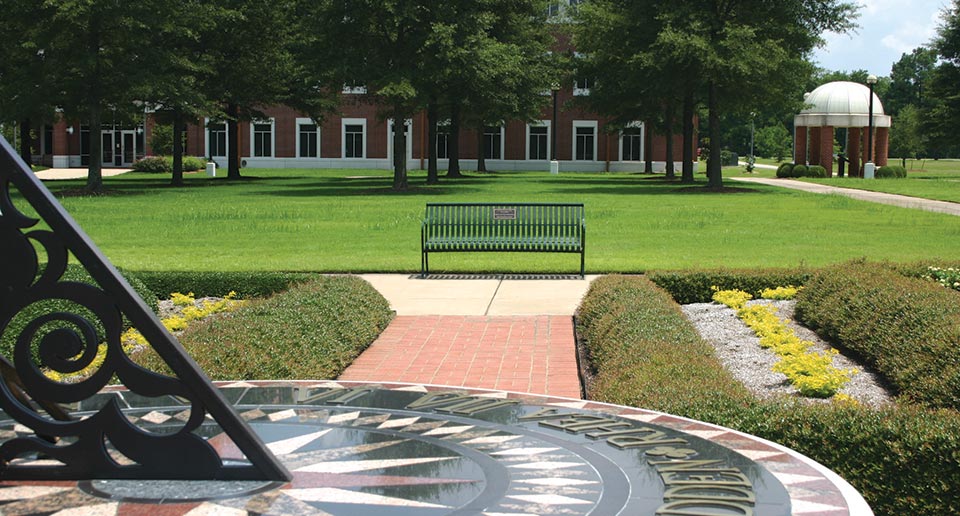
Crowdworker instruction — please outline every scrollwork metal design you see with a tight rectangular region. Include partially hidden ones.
[0,136,289,481]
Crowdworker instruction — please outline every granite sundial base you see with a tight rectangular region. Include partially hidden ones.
[0,381,871,515]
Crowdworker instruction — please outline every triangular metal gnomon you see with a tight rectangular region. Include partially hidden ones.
[0,136,290,481]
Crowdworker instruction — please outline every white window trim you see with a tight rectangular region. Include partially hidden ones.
[387,118,414,162]
[204,117,229,158]
[250,118,275,158]
[341,118,367,159]
[525,120,551,161]
[572,120,598,161]
[342,84,368,94]
[618,121,645,162]
[295,117,321,158]
[484,125,505,160]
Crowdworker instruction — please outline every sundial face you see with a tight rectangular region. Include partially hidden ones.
[0,382,859,515]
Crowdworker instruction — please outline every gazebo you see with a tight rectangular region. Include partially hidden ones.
[794,81,891,177]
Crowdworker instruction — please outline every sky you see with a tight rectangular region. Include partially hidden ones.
[811,0,950,76]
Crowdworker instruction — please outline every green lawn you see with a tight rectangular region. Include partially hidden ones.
[18,167,960,273]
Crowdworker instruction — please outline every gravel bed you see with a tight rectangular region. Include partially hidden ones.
[681,300,894,407]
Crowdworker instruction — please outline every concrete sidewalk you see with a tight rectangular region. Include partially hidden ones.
[359,274,598,316]
[732,176,960,217]
[34,167,131,180]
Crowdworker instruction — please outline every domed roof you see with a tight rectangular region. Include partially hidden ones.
[794,81,891,128]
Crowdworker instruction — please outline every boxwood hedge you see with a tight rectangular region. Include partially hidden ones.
[648,268,811,304]
[132,275,392,381]
[577,274,960,516]
[133,270,317,299]
[795,260,960,410]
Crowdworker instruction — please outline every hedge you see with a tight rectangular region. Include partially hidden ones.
[577,274,960,516]
[132,275,392,380]
[132,270,318,299]
[794,260,960,410]
[776,163,794,178]
[876,165,907,178]
[1,264,158,362]
[648,268,811,304]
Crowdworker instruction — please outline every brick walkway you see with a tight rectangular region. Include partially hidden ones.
[338,315,582,399]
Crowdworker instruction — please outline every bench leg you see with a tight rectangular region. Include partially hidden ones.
[421,251,428,278]
[580,251,585,278]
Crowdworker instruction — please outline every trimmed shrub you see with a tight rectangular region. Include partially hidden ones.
[578,274,960,516]
[805,165,827,178]
[795,260,960,409]
[1,264,158,363]
[132,275,393,380]
[776,162,794,178]
[181,156,207,172]
[790,164,808,177]
[132,156,170,173]
[132,270,317,299]
[648,268,811,304]
[876,165,907,178]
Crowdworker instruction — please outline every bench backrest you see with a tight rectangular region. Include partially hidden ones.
[424,203,584,243]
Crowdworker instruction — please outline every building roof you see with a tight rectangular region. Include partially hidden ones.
[794,81,891,128]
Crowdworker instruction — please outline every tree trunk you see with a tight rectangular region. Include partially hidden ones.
[682,90,695,183]
[86,105,103,193]
[392,114,408,191]
[707,81,723,188]
[18,119,32,165]
[227,103,241,179]
[447,102,462,178]
[427,100,439,184]
[171,110,184,186]
[664,105,675,180]
[644,120,654,174]
[476,127,487,172]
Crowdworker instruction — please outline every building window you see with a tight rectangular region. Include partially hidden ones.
[343,118,366,158]
[342,82,367,94]
[297,118,319,158]
[528,124,549,160]
[621,126,643,161]
[252,121,273,157]
[208,122,227,157]
[436,123,449,159]
[483,126,502,160]
[42,125,53,155]
[574,77,593,96]
[574,122,596,161]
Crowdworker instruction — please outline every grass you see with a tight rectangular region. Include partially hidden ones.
[15,167,960,273]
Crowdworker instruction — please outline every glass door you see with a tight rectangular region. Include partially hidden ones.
[101,132,114,167]
[121,131,136,166]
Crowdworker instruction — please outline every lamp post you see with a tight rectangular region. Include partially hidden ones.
[865,74,878,178]
[550,82,560,174]
[749,111,755,172]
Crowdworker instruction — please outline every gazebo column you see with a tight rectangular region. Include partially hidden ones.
[876,127,889,166]
[819,125,834,175]
[808,127,822,166]
[794,126,808,164]
[847,127,861,177]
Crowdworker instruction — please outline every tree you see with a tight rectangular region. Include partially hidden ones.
[578,0,857,188]
[0,0,59,164]
[889,104,926,164]
[202,0,299,180]
[754,124,792,161]
[924,0,960,157]
[35,1,165,193]
[885,47,937,116]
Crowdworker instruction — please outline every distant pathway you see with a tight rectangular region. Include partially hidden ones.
[338,315,582,399]
[732,176,960,216]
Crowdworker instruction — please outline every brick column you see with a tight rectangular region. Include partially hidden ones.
[794,126,808,164]
[51,119,70,168]
[847,128,861,177]
[819,125,834,175]
[808,127,821,165]
[876,127,890,166]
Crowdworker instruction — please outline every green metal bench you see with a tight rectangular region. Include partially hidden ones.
[421,202,585,277]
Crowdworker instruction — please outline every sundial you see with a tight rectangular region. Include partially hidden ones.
[1,381,869,515]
